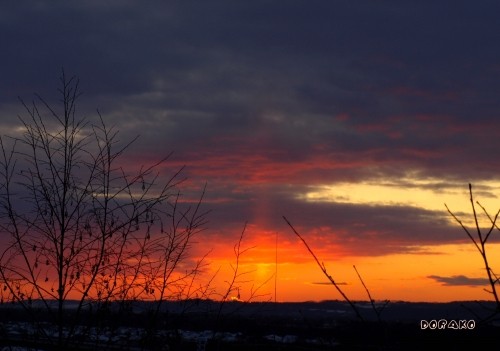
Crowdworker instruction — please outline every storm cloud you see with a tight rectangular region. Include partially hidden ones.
[2,1,500,258]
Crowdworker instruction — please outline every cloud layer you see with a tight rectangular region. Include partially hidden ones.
[2,1,500,258]
[428,275,490,287]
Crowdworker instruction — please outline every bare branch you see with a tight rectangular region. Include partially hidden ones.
[283,216,364,321]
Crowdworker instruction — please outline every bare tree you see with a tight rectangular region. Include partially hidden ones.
[445,183,500,320]
[0,73,207,349]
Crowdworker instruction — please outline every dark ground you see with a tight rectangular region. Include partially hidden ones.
[0,300,499,350]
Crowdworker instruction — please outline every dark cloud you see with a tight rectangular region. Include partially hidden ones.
[427,275,490,287]
[2,1,500,258]
[202,185,475,256]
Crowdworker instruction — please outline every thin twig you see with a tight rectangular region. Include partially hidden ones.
[353,265,388,322]
[283,216,364,321]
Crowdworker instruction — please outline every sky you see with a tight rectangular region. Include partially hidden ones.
[2,1,500,302]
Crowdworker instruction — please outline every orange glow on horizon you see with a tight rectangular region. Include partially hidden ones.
[5,238,500,302]
[4,228,498,304]
[189,226,500,303]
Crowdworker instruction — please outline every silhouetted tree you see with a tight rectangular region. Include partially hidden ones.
[446,183,500,321]
[0,72,207,349]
